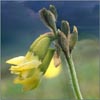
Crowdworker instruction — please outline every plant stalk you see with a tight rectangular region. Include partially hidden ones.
[66,55,83,100]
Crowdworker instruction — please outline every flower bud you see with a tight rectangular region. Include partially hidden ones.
[39,8,57,33]
[49,5,58,20]
[58,29,69,56]
[26,33,54,60]
[61,20,70,36]
[69,26,78,52]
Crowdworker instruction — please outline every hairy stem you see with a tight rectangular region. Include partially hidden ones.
[66,55,83,100]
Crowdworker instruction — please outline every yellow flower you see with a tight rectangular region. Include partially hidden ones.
[6,53,42,91]
[14,68,42,91]
[6,33,57,91]
[44,58,61,78]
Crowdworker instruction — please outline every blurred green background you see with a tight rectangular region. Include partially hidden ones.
[1,1,99,100]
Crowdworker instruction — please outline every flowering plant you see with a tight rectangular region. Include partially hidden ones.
[6,5,83,100]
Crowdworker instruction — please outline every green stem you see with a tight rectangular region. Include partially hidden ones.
[66,55,83,100]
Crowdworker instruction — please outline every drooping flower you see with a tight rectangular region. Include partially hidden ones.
[6,33,56,91]
[6,54,42,91]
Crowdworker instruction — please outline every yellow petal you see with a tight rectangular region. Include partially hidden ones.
[20,60,41,69]
[20,69,35,79]
[25,52,39,61]
[10,60,41,72]
[44,58,61,78]
[11,70,20,74]
[14,69,41,91]
[6,56,25,65]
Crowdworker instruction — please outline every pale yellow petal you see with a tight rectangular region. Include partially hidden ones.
[14,69,41,91]
[6,56,25,65]
[11,70,20,74]
[10,60,41,72]
[14,76,40,91]
[9,66,21,71]
[20,69,34,79]
[21,70,30,79]
[25,52,40,61]
[9,66,21,74]
[19,60,41,69]
[44,59,61,78]
[14,77,22,83]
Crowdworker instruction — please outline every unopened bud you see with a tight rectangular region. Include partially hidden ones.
[58,29,69,56]
[69,26,78,52]
[26,33,54,60]
[39,8,57,33]
[61,20,70,36]
[49,5,58,20]
[73,25,78,33]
